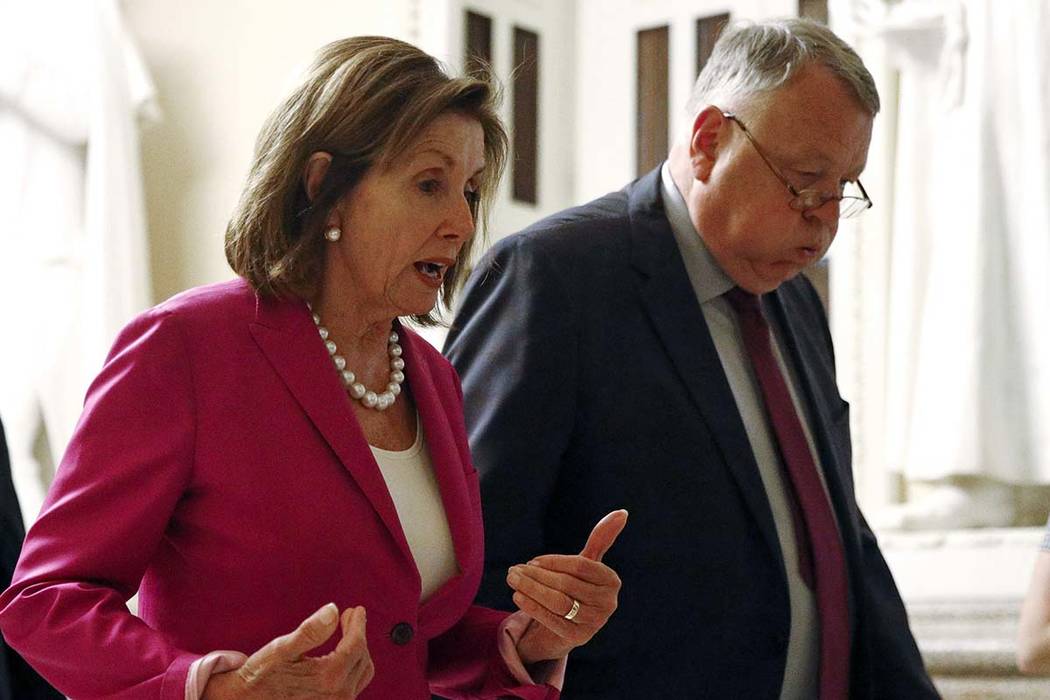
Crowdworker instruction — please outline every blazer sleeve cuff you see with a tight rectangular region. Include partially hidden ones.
[182,650,249,700]
[498,611,567,691]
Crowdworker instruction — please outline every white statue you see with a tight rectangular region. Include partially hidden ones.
[0,0,157,525]
[849,0,1050,529]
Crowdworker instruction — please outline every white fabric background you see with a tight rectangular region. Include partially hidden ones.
[0,0,157,524]
[842,0,1050,488]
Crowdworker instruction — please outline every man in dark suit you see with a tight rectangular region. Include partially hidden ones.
[0,418,63,699]
[445,18,938,699]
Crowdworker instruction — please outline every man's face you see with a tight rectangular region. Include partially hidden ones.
[688,64,874,294]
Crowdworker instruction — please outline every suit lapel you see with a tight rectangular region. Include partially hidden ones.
[766,290,855,536]
[767,288,861,623]
[628,168,784,567]
[248,295,415,568]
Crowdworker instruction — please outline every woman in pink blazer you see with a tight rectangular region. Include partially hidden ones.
[0,37,626,699]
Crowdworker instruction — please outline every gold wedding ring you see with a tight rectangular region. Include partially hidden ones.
[564,598,581,621]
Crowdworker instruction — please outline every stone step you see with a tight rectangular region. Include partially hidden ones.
[933,676,1050,700]
[875,528,1050,697]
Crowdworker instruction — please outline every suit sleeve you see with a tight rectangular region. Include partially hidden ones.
[444,235,578,612]
[0,310,202,699]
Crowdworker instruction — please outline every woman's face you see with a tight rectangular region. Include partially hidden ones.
[323,111,486,320]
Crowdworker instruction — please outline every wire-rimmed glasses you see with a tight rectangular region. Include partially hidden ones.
[721,111,873,219]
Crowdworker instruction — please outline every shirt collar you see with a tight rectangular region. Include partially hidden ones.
[659,161,735,303]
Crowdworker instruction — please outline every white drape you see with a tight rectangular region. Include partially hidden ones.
[0,0,157,524]
[833,0,1050,499]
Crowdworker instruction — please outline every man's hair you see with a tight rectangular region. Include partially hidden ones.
[687,18,879,117]
[224,36,507,325]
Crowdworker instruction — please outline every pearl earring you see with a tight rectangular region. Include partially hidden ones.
[324,227,342,242]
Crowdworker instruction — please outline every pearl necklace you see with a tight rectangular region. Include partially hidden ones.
[309,307,405,411]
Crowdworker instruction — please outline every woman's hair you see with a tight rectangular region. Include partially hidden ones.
[225,36,507,324]
[687,18,880,117]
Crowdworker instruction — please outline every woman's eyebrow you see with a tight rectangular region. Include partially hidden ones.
[407,144,455,167]
[408,147,485,177]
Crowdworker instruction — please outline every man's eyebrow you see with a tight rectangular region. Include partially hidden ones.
[786,149,866,179]
[782,150,833,168]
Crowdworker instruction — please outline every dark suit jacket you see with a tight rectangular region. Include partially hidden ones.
[445,166,938,699]
[0,419,63,700]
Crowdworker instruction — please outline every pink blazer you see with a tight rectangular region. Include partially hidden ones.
[0,279,555,700]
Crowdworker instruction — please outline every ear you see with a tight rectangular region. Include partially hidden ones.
[688,106,728,182]
[302,152,334,204]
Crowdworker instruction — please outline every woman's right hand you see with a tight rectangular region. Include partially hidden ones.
[203,603,374,699]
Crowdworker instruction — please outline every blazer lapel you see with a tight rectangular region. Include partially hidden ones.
[249,294,414,567]
[627,168,784,568]
[399,329,477,587]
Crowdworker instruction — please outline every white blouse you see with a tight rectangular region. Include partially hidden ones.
[370,416,458,600]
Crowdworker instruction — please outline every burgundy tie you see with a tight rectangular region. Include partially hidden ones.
[725,287,850,700]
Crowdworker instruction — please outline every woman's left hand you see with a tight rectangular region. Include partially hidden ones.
[507,510,628,664]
